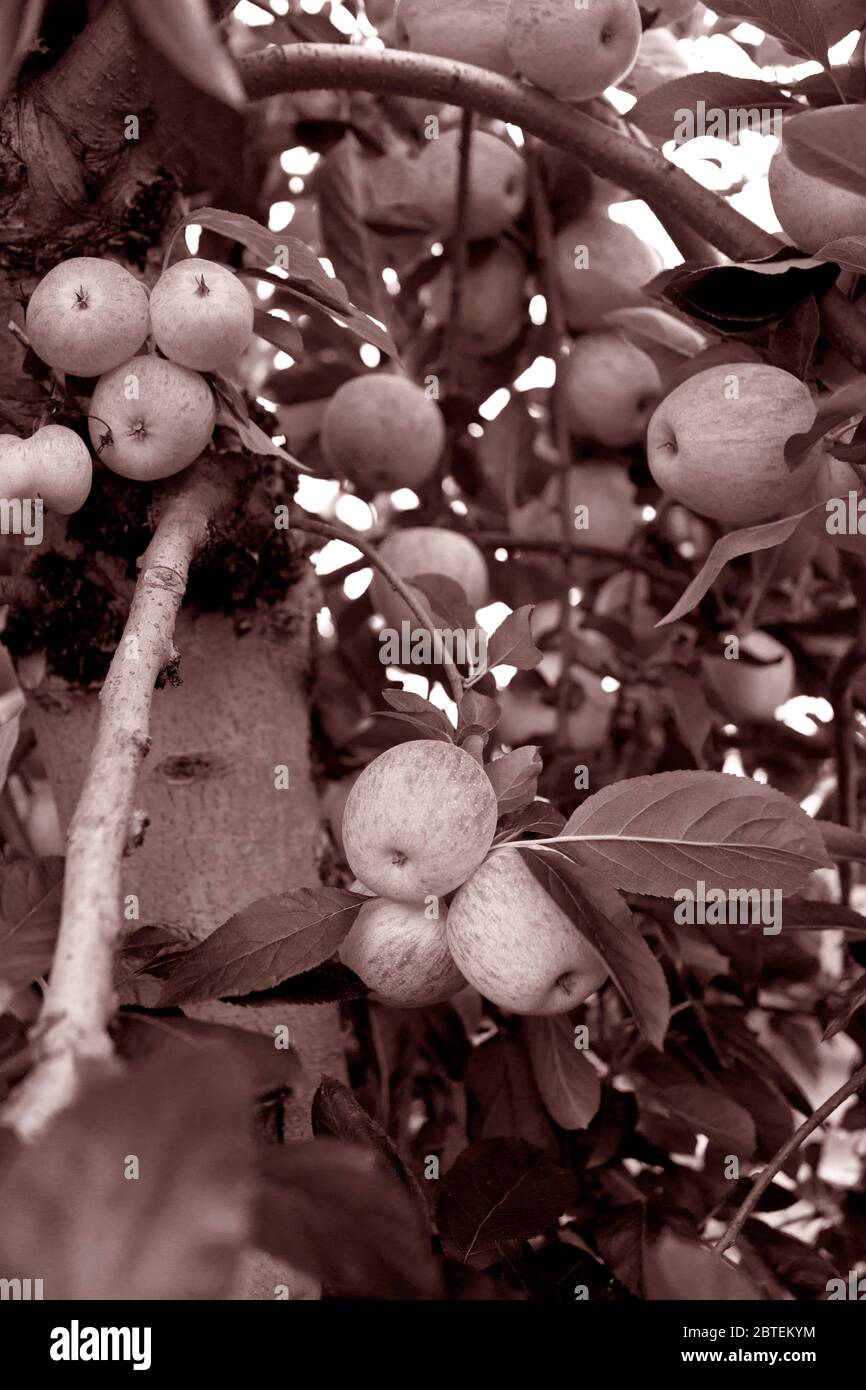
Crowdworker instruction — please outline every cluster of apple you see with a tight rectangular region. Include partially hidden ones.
[339,739,608,1013]
[7,254,256,507]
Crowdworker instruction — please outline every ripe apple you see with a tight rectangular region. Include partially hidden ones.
[619,28,692,99]
[414,130,527,240]
[561,333,662,447]
[342,739,499,902]
[89,356,216,481]
[647,363,820,525]
[25,257,150,378]
[370,526,489,630]
[0,426,93,515]
[425,240,526,355]
[395,0,514,75]
[446,848,609,1014]
[149,258,254,373]
[497,665,616,751]
[594,570,661,638]
[510,462,638,552]
[320,374,445,493]
[339,897,466,1006]
[554,212,663,331]
[505,0,642,101]
[703,630,795,723]
[768,105,866,253]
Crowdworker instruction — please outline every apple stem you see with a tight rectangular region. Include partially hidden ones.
[195,275,211,298]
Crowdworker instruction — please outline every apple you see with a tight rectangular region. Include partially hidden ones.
[149,258,254,373]
[594,570,661,638]
[561,333,662,447]
[0,426,92,514]
[510,462,638,552]
[339,897,466,1007]
[768,105,866,254]
[555,212,663,331]
[703,630,795,723]
[446,848,609,1014]
[414,130,527,240]
[505,0,642,101]
[341,739,499,902]
[370,526,489,630]
[425,240,526,355]
[647,364,820,525]
[395,0,514,75]
[497,665,616,751]
[25,257,149,378]
[320,374,445,493]
[89,355,216,481]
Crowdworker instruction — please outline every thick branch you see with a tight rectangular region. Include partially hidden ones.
[2,459,232,1141]
[239,44,866,367]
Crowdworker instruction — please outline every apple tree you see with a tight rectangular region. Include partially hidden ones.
[1,0,866,1303]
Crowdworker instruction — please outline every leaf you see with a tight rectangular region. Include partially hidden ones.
[743,1220,840,1295]
[0,857,64,989]
[312,1076,427,1215]
[519,847,670,1048]
[494,801,566,845]
[524,1016,601,1130]
[660,665,715,766]
[648,1082,756,1155]
[0,1043,252,1298]
[240,269,398,359]
[603,306,706,357]
[0,687,23,794]
[819,820,866,862]
[781,894,866,933]
[316,134,388,318]
[483,606,542,673]
[253,1138,438,1298]
[815,235,866,275]
[112,1012,305,1099]
[436,1138,581,1267]
[657,254,838,334]
[211,372,310,471]
[464,1036,559,1149]
[154,886,365,1005]
[708,0,829,64]
[251,308,304,358]
[377,689,456,743]
[785,377,866,465]
[0,0,44,106]
[166,208,350,310]
[560,770,830,896]
[457,690,501,744]
[486,747,542,816]
[643,1231,763,1300]
[124,0,245,109]
[767,294,820,379]
[823,973,866,1041]
[657,505,824,626]
[630,74,794,142]
[596,1203,647,1296]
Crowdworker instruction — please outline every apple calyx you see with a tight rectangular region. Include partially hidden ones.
[73,286,90,310]
[194,275,211,298]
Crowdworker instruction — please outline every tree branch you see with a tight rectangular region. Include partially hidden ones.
[2,459,233,1142]
[714,1062,866,1257]
[238,43,866,368]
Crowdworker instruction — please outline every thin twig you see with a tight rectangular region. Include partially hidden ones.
[528,142,575,752]
[714,1063,866,1257]
[292,514,465,705]
[2,460,232,1141]
[829,603,866,902]
[443,109,474,399]
[473,532,684,592]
